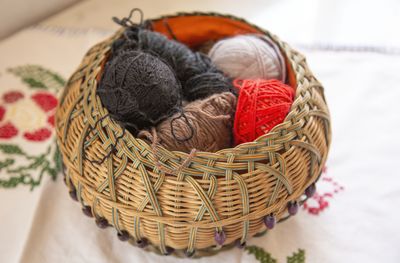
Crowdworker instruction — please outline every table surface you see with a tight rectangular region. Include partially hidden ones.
[0,1,399,262]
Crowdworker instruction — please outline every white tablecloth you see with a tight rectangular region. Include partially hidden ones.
[0,1,399,262]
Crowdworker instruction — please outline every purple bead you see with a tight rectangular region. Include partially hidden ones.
[185,250,195,258]
[214,230,226,245]
[288,202,299,216]
[136,238,148,248]
[95,217,109,229]
[69,190,78,201]
[164,246,174,255]
[305,183,316,198]
[263,214,276,229]
[82,206,93,217]
[117,230,130,241]
[235,239,246,249]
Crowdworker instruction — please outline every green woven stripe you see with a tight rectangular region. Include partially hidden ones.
[185,176,221,223]
[97,155,127,192]
[268,154,286,206]
[233,173,250,243]
[77,122,90,175]
[187,174,218,252]
[62,92,84,143]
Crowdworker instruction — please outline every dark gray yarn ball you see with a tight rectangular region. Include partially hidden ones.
[97,50,182,135]
[111,28,236,101]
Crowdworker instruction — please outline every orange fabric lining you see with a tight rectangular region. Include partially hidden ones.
[151,16,262,47]
[151,15,297,89]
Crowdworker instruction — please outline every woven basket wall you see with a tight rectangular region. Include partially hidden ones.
[55,12,331,257]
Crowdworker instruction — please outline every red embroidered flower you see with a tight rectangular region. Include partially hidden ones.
[0,90,58,142]
[0,122,18,139]
[3,91,24,103]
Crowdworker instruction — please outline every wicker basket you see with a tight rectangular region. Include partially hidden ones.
[55,12,331,257]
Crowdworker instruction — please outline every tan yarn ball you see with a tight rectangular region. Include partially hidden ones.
[138,92,237,153]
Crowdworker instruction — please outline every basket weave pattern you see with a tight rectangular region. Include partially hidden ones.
[55,13,331,255]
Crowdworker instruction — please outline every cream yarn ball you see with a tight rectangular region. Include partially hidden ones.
[208,34,286,81]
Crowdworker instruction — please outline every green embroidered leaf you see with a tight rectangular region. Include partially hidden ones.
[287,249,305,263]
[0,143,62,190]
[0,174,29,188]
[53,144,63,174]
[245,245,277,263]
[8,65,66,92]
[46,167,57,180]
[22,77,47,89]
[0,159,14,169]
[51,73,66,87]
[0,144,25,155]
[245,246,306,263]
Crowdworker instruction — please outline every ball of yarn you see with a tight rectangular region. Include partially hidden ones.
[97,50,182,135]
[182,52,236,101]
[138,92,237,153]
[112,28,236,101]
[208,34,286,81]
[111,28,192,80]
[233,79,294,145]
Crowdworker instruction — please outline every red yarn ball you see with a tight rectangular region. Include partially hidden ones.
[233,79,294,145]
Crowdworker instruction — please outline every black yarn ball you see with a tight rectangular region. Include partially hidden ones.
[112,28,192,77]
[97,50,182,135]
[111,28,236,101]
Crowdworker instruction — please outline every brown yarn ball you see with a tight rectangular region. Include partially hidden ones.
[138,92,237,153]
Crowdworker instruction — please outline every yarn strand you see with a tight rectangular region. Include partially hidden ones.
[140,127,197,175]
[170,109,195,142]
[112,8,144,28]
[83,114,126,165]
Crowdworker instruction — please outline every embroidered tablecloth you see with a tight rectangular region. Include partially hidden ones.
[1,1,399,262]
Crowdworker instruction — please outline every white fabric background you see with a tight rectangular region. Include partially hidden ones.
[0,0,81,40]
[0,0,399,262]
